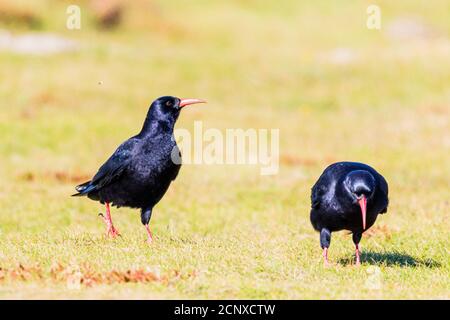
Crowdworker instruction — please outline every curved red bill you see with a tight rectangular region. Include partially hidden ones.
[179,98,207,108]
[358,196,367,230]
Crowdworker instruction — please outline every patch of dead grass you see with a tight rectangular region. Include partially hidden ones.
[19,171,91,184]
[364,224,395,239]
[0,262,197,288]
[0,1,41,28]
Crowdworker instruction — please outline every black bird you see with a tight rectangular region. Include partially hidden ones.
[310,162,389,265]
[73,96,206,243]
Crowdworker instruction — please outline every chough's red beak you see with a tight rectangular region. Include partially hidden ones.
[179,98,207,108]
[358,195,367,230]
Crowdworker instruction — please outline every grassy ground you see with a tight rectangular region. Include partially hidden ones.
[0,0,449,299]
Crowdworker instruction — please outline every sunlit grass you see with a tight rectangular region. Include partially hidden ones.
[0,0,449,299]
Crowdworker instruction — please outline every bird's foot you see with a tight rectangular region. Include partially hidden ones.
[99,213,120,238]
[107,225,120,238]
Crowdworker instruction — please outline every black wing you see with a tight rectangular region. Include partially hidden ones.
[73,137,139,196]
[377,173,389,214]
[310,175,330,209]
[310,162,354,209]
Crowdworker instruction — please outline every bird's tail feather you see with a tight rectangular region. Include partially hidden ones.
[72,181,95,197]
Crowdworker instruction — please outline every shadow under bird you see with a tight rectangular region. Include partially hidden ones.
[310,161,389,265]
[73,96,206,243]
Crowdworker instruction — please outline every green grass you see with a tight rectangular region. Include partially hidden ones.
[0,0,449,299]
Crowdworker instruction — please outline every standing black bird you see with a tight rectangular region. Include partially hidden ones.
[310,162,389,265]
[73,96,206,243]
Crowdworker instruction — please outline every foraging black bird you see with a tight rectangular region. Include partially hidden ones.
[310,162,389,265]
[73,96,206,243]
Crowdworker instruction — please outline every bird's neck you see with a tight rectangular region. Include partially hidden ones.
[140,117,175,137]
[336,180,355,206]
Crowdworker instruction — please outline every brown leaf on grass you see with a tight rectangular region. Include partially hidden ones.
[49,262,65,280]
[19,172,35,181]
[8,263,43,281]
[91,0,123,29]
[33,91,55,105]
[280,155,319,167]
[20,108,37,120]
[20,90,57,119]
[0,1,41,28]
[427,104,450,116]
[280,154,337,167]
[364,225,393,239]
[18,171,91,184]
[53,172,91,184]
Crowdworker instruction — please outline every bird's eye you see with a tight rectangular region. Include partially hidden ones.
[166,101,173,107]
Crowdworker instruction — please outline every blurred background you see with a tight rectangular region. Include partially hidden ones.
[0,0,448,298]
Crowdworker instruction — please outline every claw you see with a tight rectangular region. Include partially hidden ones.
[108,226,120,238]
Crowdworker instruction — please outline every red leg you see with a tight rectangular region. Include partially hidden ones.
[100,202,120,238]
[355,244,361,266]
[323,247,330,266]
[144,224,153,244]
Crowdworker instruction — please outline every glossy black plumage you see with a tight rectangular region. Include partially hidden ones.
[310,161,389,264]
[73,96,202,240]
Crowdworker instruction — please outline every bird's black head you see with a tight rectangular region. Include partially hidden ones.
[345,170,376,200]
[344,170,376,230]
[141,96,206,134]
